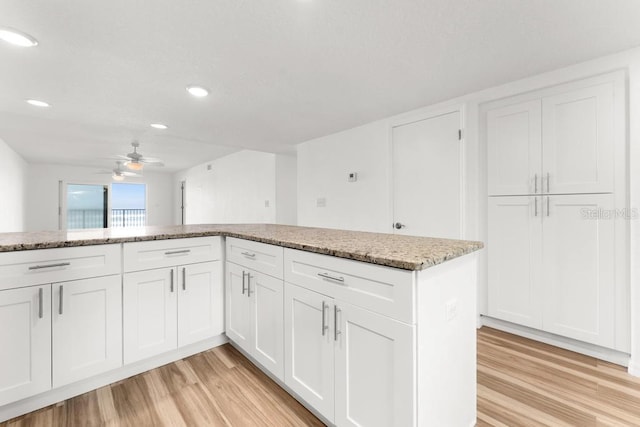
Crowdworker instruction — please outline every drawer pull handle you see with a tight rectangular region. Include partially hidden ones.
[321,302,328,336]
[59,285,64,315]
[165,249,191,256]
[29,262,71,270]
[241,251,256,258]
[38,288,44,319]
[334,305,341,341]
[318,272,344,283]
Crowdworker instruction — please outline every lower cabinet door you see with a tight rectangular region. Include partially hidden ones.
[0,285,51,406]
[123,268,178,363]
[284,283,334,423]
[225,262,253,351]
[542,194,616,348]
[334,301,415,427]
[178,261,224,347]
[249,270,284,380]
[53,275,122,387]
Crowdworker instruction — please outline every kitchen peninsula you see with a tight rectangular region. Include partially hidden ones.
[0,224,482,426]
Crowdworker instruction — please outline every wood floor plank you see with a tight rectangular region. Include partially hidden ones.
[3,328,640,426]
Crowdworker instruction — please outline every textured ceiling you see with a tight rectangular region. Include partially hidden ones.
[1,0,640,172]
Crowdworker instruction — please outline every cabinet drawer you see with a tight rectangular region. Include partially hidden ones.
[284,249,415,324]
[124,237,221,272]
[226,237,283,279]
[0,245,121,291]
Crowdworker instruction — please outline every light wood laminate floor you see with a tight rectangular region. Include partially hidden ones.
[4,328,640,426]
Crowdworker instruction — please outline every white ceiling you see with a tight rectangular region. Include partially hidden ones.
[1,0,640,172]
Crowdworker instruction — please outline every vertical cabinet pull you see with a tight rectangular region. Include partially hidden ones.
[38,288,43,319]
[241,271,247,295]
[170,269,174,292]
[334,305,341,341]
[58,285,64,315]
[182,267,186,290]
[321,302,328,336]
[547,197,550,217]
[534,174,538,193]
[534,198,538,216]
[247,274,252,297]
[546,172,550,193]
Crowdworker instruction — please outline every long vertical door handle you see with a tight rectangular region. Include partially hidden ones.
[547,197,550,217]
[321,302,328,336]
[534,198,538,217]
[170,269,174,292]
[546,172,550,193]
[334,305,341,341]
[58,285,64,315]
[38,288,43,319]
[182,267,186,290]
[534,174,538,194]
[241,271,247,294]
[247,273,252,297]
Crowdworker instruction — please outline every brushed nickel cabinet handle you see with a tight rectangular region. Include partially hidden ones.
[321,302,328,336]
[318,272,345,283]
[241,251,256,258]
[165,249,191,256]
[29,262,70,270]
[534,198,538,217]
[547,197,550,217]
[182,267,186,291]
[247,274,252,297]
[170,269,174,292]
[534,173,538,194]
[334,305,341,341]
[546,172,550,193]
[38,288,43,319]
[59,285,64,315]
[241,271,247,295]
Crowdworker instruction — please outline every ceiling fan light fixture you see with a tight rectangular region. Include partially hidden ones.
[126,160,144,171]
[112,172,125,181]
[186,85,209,98]
[26,99,50,107]
[0,27,38,47]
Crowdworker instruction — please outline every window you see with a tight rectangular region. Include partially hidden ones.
[111,183,146,228]
[66,184,108,229]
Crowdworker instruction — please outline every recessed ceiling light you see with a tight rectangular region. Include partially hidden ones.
[186,85,209,98]
[150,123,168,129]
[0,27,38,47]
[26,99,50,107]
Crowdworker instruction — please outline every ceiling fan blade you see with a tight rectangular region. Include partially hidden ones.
[121,171,143,177]
[140,157,163,163]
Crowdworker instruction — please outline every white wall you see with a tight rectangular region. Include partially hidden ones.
[26,164,173,231]
[296,47,640,373]
[0,137,28,232]
[175,150,289,225]
[275,153,298,225]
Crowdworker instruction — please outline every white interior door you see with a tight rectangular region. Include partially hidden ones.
[178,261,223,347]
[53,275,122,387]
[487,196,543,329]
[392,110,462,238]
[542,194,615,348]
[250,270,284,380]
[284,283,335,423]
[0,285,51,406]
[123,268,178,363]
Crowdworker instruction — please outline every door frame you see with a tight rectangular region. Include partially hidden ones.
[387,104,466,239]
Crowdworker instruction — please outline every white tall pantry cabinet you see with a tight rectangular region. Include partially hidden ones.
[485,71,628,352]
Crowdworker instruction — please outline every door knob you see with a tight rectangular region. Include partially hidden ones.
[394,222,406,229]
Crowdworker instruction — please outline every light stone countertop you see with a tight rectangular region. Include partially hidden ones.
[0,224,483,271]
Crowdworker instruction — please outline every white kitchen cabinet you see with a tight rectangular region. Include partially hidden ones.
[334,301,414,427]
[487,78,617,196]
[542,194,615,347]
[225,261,284,380]
[123,261,222,364]
[53,275,122,387]
[488,194,617,348]
[0,285,51,406]
[488,196,542,328]
[284,283,335,422]
[123,268,178,363]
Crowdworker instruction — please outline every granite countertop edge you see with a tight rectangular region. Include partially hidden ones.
[0,225,484,271]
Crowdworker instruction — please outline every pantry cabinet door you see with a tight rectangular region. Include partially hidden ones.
[487,100,542,196]
[488,196,543,329]
[0,285,51,406]
[123,268,178,363]
[542,194,616,348]
[284,283,335,423]
[53,275,122,387]
[178,261,224,347]
[334,301,415,427]
[542,83,615,194]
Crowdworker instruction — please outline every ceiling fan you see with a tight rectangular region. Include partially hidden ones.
[116,141,164,171]
[97,161,143,181]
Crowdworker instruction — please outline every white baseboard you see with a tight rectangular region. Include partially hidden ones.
[628,360,640,377]
[480,316,631,367]
[0,334,228,423]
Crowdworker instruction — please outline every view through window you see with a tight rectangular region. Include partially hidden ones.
[66,184,108,229]
[111,183,146,227]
